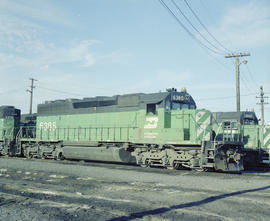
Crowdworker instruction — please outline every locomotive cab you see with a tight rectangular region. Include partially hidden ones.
[164,88,196,111]
[159,89,197,143]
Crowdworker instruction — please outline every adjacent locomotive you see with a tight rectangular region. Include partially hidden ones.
[213,111,270,168]
[1,88,243,172]
[0,106,20,156]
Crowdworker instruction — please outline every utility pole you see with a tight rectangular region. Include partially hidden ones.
[225,53,250,112]
[256,86,268,126]
[27,78,37,114]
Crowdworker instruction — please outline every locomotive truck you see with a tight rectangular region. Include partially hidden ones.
[0,88,243,172]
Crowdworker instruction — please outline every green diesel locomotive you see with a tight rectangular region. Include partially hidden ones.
[1,88,243,172]
[0,106,20,156]
[213,111,270,168]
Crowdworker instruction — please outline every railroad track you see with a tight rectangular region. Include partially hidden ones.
[1,155,269,179]
[1,157,270,221]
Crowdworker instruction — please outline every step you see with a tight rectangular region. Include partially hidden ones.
[203,163,214,168]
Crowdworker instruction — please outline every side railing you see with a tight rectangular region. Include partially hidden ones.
[214,121,243,143]
[15,127,23,155]
[20,126,138,142]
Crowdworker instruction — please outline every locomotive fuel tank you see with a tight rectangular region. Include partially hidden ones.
[62,142,136,163]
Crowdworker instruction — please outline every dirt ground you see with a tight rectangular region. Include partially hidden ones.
[0,158,269,221]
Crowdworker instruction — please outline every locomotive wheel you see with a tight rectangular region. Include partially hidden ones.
[140,159,150,168]
[24,149,31,159]
[41,153,45,159]
[214,154,227,172]
[39,150,45,159]
[56,152,64,161]
[167,161,180,170]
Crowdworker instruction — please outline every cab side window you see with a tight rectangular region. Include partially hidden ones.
[147,103,157,115]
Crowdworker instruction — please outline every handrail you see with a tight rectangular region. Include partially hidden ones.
[216,121,243,143]
[21,125,138,142]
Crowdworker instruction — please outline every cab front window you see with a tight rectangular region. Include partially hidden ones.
[165,92,197,111]
[181,103,189,109]
[243,118,256,125]
[190,104,196,109]
[171,102,193,110]
[172,102,181,110]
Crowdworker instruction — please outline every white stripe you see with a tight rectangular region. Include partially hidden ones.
[264,132,270,147]
[197,127,204,138]
[196,118,210,136]
[203,132,210,141]
[204,116,211,125]
[196,111,206,137]
[196,111,205,122]
[264,126,270,148]
[197,116,211,138]
[264,126,270,134]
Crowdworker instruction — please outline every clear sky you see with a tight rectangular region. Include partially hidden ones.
[0,0,269,123]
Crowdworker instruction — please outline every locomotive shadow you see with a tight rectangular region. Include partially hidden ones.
[243,170,270,175]
[108,185,270,221]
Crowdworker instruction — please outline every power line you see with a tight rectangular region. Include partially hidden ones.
[197,92,257,101]
[240,73,253,94]
[208,53,232,71]
[240,67,258,92]
[158,0,224,55]
[198,0,235,51]
[245,64,259,89]
[235,61,256,93]
[38,86,81,96]
[37,86,85,97]
[171,0,226,55]
[0,87,26,96]
[183,0,232,54]
[158,0,233,71]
